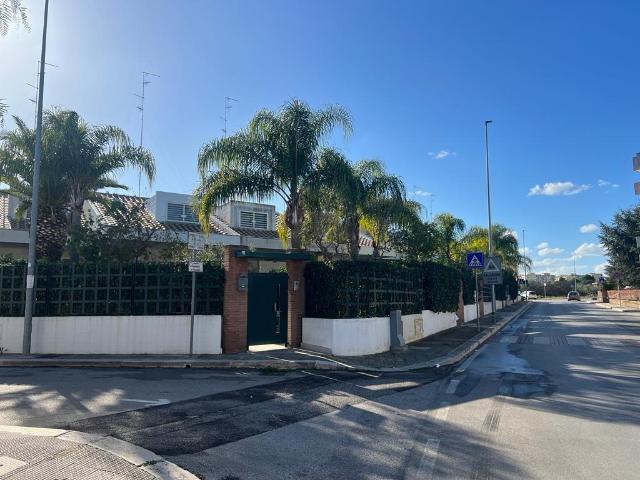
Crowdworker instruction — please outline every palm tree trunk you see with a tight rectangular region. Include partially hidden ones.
[35,207,67,261]
[67,196,84,263]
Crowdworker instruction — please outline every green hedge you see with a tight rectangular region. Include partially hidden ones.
[422,262,460,313]
[495,270,518,301]
[305,260,462,318]
[461,268,476,305]
[305,260,423,318]
[0,261,224,316]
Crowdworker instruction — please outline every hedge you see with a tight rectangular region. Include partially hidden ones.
[304,259,462,318]
[0,261,224,316]
[461,268,476,305]
[495,270,518,301]
[305,260,423,318]
[422,262,461,313]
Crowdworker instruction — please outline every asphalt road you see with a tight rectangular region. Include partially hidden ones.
[1,301,638,479]
[161,301,640,479]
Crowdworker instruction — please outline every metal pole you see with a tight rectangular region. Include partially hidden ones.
[522,229,527,302]
[573,255,577,291]
[617,279,621,307]
[484,120,496,319]
[189,250,196,355]
[23,0,50,355]
[475,269,480,331]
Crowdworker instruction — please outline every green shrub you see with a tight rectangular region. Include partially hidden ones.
[305,260,423,318]
[422,262,460,313]
[461,268,476,305]
[495,270,518,301]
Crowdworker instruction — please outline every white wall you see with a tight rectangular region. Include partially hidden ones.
[302,317,389,356]
[464,304,478,323]
[483,302,493,314]
[0,315,221,355]
[422,311,458,337]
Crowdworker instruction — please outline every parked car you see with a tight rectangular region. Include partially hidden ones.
[520,290,538,300]
[567,291,581,301]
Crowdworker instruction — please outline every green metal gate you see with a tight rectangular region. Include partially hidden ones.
[247,273,288,345]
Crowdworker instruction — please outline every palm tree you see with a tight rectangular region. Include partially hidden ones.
[460,224,530,272]
[1,0,29,37]
[361,198,421,257]
[0,109,155,260]
[433,213,466,264]
[342,160,407,259]
[195,99,352,250]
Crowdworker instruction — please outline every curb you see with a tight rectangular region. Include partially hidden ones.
[592,302,640,313]
[0,424,198,480]
[0,357,348,370]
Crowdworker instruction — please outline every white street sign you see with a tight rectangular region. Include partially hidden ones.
[189,261,203,273]
[188,232,205,251]
[483,256,503,285]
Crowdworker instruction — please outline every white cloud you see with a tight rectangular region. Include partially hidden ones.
[428,150,456,160]
[594,262,609,274]
[505,229,517,239]
[531,256,593,276]
[536,241,564,256]
[573,242,604,257]
[579,223,598,233]
[597,179,620,188]
[527,181,592,196]
[410,190,433,197]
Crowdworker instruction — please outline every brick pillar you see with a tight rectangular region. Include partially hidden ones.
[456,280,465,326]
[286,260,306,348]
[223,245,249,353]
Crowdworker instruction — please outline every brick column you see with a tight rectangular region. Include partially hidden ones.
[456,280,465,325]
[223,245,249,353]
[286,260,306,348]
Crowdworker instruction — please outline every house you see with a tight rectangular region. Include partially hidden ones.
[0,190,381,260]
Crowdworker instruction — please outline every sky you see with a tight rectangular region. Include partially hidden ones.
[1,0,638,276]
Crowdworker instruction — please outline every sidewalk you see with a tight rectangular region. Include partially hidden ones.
[0,425,197,479]
[0,302,530,373]
[593,301,640,313]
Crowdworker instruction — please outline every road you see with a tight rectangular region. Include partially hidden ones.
[0,301,638,479]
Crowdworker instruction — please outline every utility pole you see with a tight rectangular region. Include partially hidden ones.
[522,229,527,302]
[23,0,50,355]
[484,120,496,318]
[134,71,159,196]
[573,255,577,292]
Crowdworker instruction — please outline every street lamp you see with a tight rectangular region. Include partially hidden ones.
[573,255,577,292]
[23,0,50,355]
[522,229,527,302]
[484,120,497,317]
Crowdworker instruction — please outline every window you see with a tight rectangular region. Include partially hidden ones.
[167,203,197,223]
[240,211,268,229]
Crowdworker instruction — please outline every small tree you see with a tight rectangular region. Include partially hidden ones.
[600,205,640,287]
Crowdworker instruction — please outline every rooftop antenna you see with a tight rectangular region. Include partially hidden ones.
[221,96,238,137]
[28,60,58,127]
[134,71,159,196]
[427,193,436,222]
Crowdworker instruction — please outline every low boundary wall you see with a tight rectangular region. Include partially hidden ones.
[0,315,222,355]
[303,309,459,356]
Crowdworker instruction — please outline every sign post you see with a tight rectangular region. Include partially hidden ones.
[466,252,484,331]
[483,256,503,322]
[188,232,205,355]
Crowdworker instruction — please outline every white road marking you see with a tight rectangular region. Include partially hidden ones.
[446,379,460,394]
[500,335,518,344]
[456,344,487,373]
[414,438,441,479]
[566,337,586,346]
[121,398,170,407]
[0,456,27,475]
[434,402,450,422]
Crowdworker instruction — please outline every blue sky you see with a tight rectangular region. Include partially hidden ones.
[1,0,638,275]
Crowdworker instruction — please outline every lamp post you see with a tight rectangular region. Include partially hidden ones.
[23,0,50,355]
[484,120,496,317]
[522,229,527,302]
[573,255,577,292]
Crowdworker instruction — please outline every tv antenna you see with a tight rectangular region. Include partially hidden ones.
[134,71,159,195]
[27,60,58,127]
[221,96,238,137]
[426,193,437,221]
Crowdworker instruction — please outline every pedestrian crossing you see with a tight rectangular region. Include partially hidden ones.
[495,334,638,347]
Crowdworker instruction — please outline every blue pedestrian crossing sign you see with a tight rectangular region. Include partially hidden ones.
[466,252,484,269]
